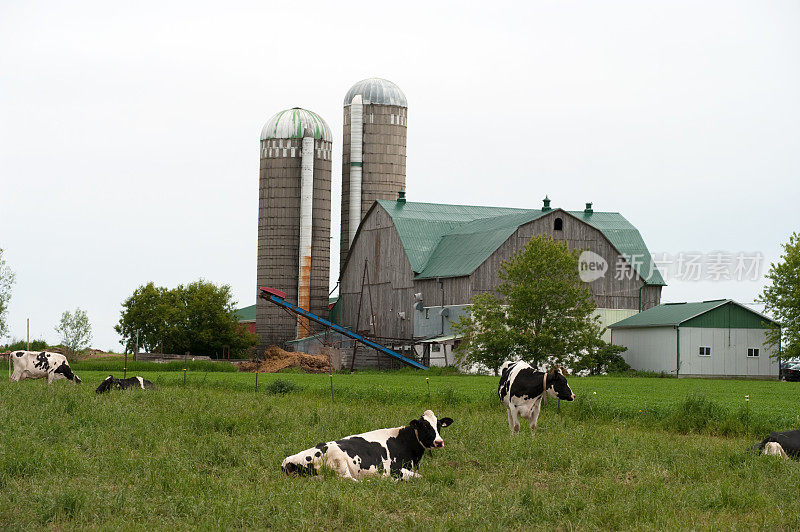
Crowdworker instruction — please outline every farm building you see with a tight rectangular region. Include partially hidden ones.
[235,304,256,335]
[609,299,781,379]
[336,194,666,361]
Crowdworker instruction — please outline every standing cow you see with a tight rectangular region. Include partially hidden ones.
[498,361,574,436]
[282,409,454,481]
[9,351,82,384]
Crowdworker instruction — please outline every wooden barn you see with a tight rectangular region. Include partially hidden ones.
[336,195,665,358]
[609,300,781,379]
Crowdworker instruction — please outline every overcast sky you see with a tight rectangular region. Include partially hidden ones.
[1,0,798,351]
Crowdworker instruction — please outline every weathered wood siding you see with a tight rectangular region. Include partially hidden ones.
[338,205,663,343]
[339,204,415,339]
[471,210,661,310]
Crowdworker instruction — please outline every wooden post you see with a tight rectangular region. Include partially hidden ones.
[330,374,334,401]
[183,352,188,386]
[255,372,258,392]
[426,377,430,406]
[124,351,128,379]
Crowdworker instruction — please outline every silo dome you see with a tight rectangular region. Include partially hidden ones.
[343,78,407,107]
[260,107,332,141]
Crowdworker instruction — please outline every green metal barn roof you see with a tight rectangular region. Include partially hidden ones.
[609,300,779,329]
[235,304,256,322]
[376,200,666,284]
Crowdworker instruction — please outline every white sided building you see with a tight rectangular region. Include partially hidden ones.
[609,299,781,379]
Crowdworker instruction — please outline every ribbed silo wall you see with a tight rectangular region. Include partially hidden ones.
[257,138,332,348]
[340,103,407,274]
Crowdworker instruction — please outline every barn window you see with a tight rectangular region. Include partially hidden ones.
[554,217,563,231]
[747,348,759,357]
[699,346,711,357]
[432,344,441,352]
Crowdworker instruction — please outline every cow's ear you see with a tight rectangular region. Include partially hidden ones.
[409,419,420,431]
[439,417,454,428]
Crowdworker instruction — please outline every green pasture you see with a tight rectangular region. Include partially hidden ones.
[0,362,799,529]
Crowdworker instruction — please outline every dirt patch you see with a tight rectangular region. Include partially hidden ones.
[239,345,330,374]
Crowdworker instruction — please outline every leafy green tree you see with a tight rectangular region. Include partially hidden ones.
[452,292,514,375]
[0,248,15,339]
[758,232,800,360]
[55,308,92,357]
[455,235,604,370]
[572,339,629,375]
[115,280,257,357]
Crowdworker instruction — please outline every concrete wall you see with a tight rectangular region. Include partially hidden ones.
[340,104,407,272]
[256,138,332,348]
[679,327,778,378]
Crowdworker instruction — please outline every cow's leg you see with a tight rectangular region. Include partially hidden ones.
[528,398,543,437]
[508,406,520,435]
[325,451,358,481]
[398,467,421,480]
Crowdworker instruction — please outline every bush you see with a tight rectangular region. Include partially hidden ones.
[2,339,50,352]
[264,379,302,395]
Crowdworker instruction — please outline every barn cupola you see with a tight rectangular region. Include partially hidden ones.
[397,189,406,204]
[542,196,551,211]
[584,202,593,214]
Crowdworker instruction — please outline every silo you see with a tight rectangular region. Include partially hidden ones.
[340,78,408,273]
[257,108,332,348]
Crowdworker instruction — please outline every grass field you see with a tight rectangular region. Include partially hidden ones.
[1,361,799,529]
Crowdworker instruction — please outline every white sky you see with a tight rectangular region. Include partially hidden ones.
[1,0,798,350]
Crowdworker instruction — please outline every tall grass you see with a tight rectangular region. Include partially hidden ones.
[0,373,799,529]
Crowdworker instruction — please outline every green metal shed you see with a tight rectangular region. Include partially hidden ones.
[609,300,781,379]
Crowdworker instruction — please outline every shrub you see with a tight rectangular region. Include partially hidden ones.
[264,379,302,395]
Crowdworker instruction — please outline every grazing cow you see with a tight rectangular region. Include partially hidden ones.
[753,429,800,459]
[498,361,574,436]
[95,375,156,393]
[9,351,81,384]
[282,409,454,481]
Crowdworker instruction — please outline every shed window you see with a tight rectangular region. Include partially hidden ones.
[747,348,760,357]
[699,346,711,357]
[554,217,563,231]
[432,344,441,352]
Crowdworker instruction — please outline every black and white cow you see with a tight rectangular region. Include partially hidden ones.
[95,375,156,393]
[282,409,454,481]
[753,429,800,459]
[9,351,81,384]
[498,361,574,436]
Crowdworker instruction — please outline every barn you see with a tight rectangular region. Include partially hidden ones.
[336,194,665,364]
[609,299,781,379]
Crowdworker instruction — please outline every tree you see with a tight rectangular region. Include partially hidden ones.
[572,339,630,375]
[115,280,257,357]
[452,292,514,375]
[0,248,14,339]
[758,232,800,360]
[454,235,604,371]
[55,308,92,357]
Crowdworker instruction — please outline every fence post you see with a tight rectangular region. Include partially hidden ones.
[183,352,188,386]
[426,377,430,406]
[330,374,334,402]
[124,351,128,379]
[255,372,258,393]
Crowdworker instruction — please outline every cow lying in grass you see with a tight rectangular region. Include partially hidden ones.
[282,410,454,481]
[753,429,800,459]
[10,351,81,384]
[498,361,574,437]
[95,375,156,393]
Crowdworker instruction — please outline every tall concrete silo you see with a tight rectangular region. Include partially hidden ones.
[340,78,408,272]
[257,107,332,348]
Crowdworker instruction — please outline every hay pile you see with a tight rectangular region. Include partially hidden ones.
[239,345,330,374]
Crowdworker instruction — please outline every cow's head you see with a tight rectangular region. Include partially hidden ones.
[409,410,454,449]
[54,360,81,384]
[95,375,117,394]
[547,367,575,401]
